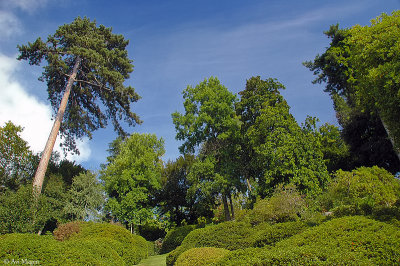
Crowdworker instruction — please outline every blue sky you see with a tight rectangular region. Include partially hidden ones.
[0,0,399,171]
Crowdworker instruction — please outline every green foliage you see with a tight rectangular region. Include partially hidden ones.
[55,221,149,265]
[64,171,105,221]
[160,225,198,254]
[244,184,306,225]
[0,185,36,234]
[0,174,70,234]
[175,247,229,266]
[320,166,400,215]
[18,17,141,153]
[166,220,310,265]
[0,121,35,191]
[172,77,242,221]
[252,221,308,248]
[172,77,239,155]
[0,233,117,265]
[158,155,209,225]
[101,133,164,231]
[345,11,400,151]
[217,216,400,265]
[237,76,329,197]
[304,15,400,170]
[307,120,351,172]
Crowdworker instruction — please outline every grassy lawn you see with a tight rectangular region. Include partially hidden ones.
[136,254,167,266]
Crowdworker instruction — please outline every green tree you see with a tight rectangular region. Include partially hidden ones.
[158,155,213,225]
[344,11,400,156]
[172,77,242,221]
[101,133,164,233]
[64,171,105,221]
[17,17,141,194]
[302,118,350,172]
[236,77,329,197]
[0,121,35,191]
[304,22,400,173]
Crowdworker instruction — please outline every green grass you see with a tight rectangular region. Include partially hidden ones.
[136,254,167,266]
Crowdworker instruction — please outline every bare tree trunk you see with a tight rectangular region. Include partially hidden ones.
[228,193,235,220]
[32,57,81,196]
[222,194,231,221]
[379,115,400,163]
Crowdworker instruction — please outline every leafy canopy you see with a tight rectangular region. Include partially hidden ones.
[0,121,35,191]
[101,133,165,229]
[17,17,141,154]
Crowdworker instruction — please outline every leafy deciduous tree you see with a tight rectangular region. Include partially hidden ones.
[101,133,164,233]
[172,77,242,221]
[237,77,329,197]
[0,121,35,192]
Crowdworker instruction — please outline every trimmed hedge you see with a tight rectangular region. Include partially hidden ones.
[0,233,115,265]
[166,220,308,265]
[216,216,400,265]
[62,222,149,265]
[161,225,198,254]
[175,247,229,266]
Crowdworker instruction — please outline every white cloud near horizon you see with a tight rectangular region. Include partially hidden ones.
[0,53,91,163]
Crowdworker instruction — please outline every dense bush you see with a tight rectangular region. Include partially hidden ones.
[0,233,115,265]
[55,221,149,265]
[252,221,308,247]
[241,184,306,225]
[175,247,229,266]
[321,166,400,215]
[166,220,308,265]
[216,216,400,265]
[160,224,198,254]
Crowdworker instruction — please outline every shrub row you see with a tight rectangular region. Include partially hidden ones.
[0,233,120,265]
[216,216,400,265]
[175,247,229,266]
[166,220,307,265]
[160,224,198,254]
[0,222,150,265]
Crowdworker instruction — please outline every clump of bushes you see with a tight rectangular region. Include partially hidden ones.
[166,220,309,265]
[175,247,229,266]
[252,221,308,247]
[216,216,400,265]
[239,184,306,225]
[0,233,119,265]
[59,221,149,265]
[1,222,150,265]
[320,166,400,216]
[161,224,198,254]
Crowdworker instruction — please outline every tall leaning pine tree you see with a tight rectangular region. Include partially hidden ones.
[18,17,141,196]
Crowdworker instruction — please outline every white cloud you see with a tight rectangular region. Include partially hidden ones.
[0,53,91,164]
[0,10,22,38]
[5,0,50,12]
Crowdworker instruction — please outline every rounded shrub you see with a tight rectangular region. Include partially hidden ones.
[216,216,400,265]
[246,184,306,225]
[160,225,198,254]
[56,221,148,265]
[175,247,229,266]
[321,166,400,216]
[252,221,308,247]
[0,233,110,265]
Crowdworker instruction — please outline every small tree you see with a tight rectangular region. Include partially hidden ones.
[101,133,164,233]
[64,171,105,221]
[0,121,35,191]
[17,17,141,195]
